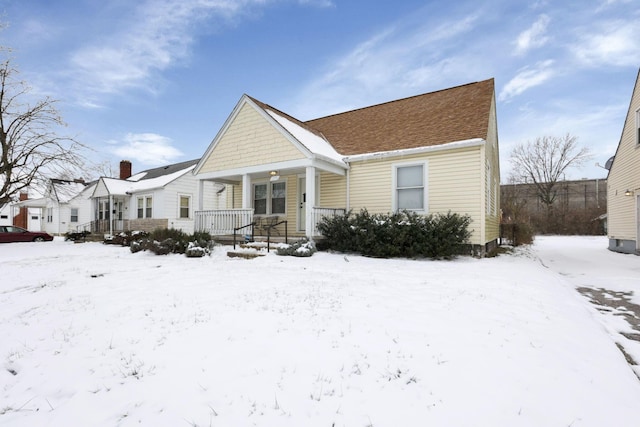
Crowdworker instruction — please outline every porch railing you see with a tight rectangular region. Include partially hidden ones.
[311,207,346,236]
[195,208,254,235]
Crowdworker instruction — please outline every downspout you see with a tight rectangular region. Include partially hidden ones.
[346,167,350,212]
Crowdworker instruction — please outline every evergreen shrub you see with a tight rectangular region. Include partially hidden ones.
[129,228,214,256]
[316,209,471,259]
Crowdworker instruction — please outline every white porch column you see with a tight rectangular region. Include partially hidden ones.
[197,180,204,210]
[108,194,113,236]
[305,166,316,238]
[242,174,252,209]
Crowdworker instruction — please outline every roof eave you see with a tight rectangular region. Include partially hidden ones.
[344,138,486,162]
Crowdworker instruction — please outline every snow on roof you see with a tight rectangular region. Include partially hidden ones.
[51,181,88,203]
[101,164,196,195]
[265,109,347,166]
[127,172,148,182]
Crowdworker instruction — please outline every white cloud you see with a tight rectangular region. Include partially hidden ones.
[113,133,183,166]
[573,20,640,67]
[68,0,264,104]
[291,12,481,118]
[514,14,550,55]
[499,60,555,102]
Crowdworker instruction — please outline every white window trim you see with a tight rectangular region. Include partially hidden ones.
[178,194,191,219]
[70,208,79,223]
[253,179,287,216]
[392,161,428,212]
[136,195,153,219]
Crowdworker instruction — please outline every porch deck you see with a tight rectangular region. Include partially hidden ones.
[194,207,345,240]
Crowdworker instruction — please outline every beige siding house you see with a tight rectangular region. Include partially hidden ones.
[607,69,640,254]
[194,79,501,252]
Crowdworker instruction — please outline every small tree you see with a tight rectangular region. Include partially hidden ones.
[0,54,87,204]
[509,134,590,218]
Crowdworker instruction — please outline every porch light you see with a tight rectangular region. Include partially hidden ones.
[624,189,634,196]
[269,170,280,182]
[269,170,278,176]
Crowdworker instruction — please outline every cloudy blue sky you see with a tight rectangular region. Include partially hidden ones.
[1,0,638,180]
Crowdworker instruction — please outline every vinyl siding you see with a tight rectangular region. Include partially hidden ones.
[484,97,501,243]
[319,172,347,209]
[608,72,640,242]
[162,174,220,233]
[198,103,305,173]
[348,146,484,245]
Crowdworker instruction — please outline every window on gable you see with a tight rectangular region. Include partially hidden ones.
[395,164,425,211]
[70,208,79,223]
[179,195,190,219]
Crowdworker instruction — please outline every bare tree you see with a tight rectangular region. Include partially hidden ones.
[509,134,591,212]
[0,55,87,204]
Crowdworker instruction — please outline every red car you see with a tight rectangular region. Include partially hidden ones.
[0,226,54,243]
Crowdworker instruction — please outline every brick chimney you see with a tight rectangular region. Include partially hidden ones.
[14,192,28,228]
[119,160,132,180]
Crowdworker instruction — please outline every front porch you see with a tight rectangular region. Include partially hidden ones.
[194,206,345,240]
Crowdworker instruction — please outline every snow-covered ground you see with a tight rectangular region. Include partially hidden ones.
[1,236,639,426]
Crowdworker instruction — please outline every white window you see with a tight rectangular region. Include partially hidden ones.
[253,181,286,215]
[47,207,53,223]
[179,195,190,219]
[394,163,426,211]
[137,196,153,219]
[271,182,286,214]
[70,208,79,223]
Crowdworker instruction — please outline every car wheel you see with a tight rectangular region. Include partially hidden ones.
[33,236,45,242]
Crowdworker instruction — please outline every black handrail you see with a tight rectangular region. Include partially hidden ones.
[233,222,255,249]
[266,220,287,252]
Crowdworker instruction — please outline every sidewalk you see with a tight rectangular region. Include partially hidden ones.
[533,235,640,379]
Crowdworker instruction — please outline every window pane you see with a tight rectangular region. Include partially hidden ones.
[179,196,189,219]
[137,198,143,218]
[71,208,78,222]
[255,199,267,215]
[272,182,286,198]
[398,188,424,210]
[254,184,267,200]
[272,198,285,214]
[271,182,286,214]
[146,197,152,218]
[397,165,423,188]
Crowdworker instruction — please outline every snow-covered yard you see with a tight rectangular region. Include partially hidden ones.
[1,236,639,426]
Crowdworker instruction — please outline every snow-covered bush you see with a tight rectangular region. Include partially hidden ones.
[109,230,150,246]
[128,228,214,257]
[276,239,317,257]
[316,209,471,259]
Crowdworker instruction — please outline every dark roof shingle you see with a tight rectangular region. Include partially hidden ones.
[304,79,494,156]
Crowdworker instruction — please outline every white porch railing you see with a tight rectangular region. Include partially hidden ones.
[311,207,346,236]
[195,209,254,235]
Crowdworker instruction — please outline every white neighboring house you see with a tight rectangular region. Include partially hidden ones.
[90,159,224,236]
[10,180,95,235]
[0,202,12,226]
